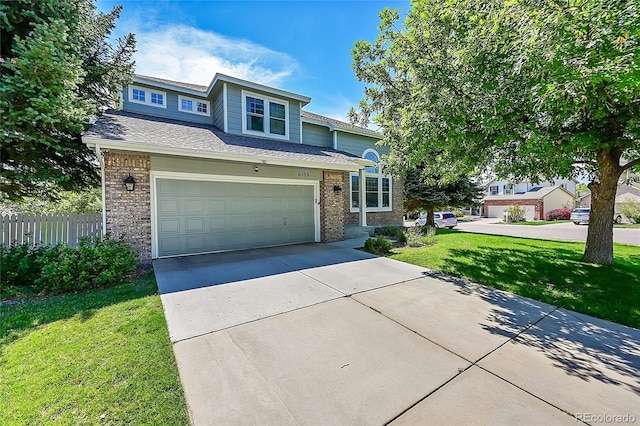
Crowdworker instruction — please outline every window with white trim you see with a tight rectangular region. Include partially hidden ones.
[489,185,499,195]
[178,95,210,116]
[350,149,392,212]
[503,184,514,194]
[241,90,289,139]
[128,85,166,108]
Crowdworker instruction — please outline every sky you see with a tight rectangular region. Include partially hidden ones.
[97,0,410,121]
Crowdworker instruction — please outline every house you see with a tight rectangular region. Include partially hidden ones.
[484,178,577,197]
[482,186,575,220]
[82,74,403,261]
[576,178,640,220]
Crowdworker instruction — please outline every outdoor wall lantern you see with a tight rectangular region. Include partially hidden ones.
[333,185,342,194]
[124,173,136,191]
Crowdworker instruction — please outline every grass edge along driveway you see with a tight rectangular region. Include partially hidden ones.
[0,273,190,425]
[390,230,640,329]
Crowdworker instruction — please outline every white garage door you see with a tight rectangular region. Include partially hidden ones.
[487,205,536,221]
[155,179,316,257]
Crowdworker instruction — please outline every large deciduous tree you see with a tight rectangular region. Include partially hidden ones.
[0,0,135,200]
[351,0,639,264]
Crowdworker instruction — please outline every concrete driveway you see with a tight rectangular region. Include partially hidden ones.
[456,218,640,245]
[154,243,640,425]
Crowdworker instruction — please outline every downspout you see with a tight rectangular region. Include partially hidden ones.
[358,167,367,227]
[95,144,107,237]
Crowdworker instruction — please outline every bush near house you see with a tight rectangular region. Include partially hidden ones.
[364,236,393,255]
[505,205,526,222]
[1,235,139,299]
[545,208,572,221]
[619,200,640,224]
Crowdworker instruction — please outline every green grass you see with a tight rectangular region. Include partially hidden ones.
[508,220,571,225]
[0,273,190,425]
[390,230,640,329]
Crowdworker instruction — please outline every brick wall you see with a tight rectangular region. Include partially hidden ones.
[320,171,346,242]
[483,199,544,220]
[104,152,152,262]
[345,174,404,226]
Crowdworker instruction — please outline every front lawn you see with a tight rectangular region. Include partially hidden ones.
[390,230,640,329]
[0,273,190,424]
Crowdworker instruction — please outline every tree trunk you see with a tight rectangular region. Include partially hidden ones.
[426,209,436,227]
[582,149,623,265]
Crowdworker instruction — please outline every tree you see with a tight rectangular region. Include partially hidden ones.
[352,0,639,264]
[404,166,483,226]
[0,188,102,215]
[0,0,135,200]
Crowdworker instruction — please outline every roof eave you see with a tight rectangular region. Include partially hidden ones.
[209,73,312,105]
[83,137,362,172]
[133,75,207,97]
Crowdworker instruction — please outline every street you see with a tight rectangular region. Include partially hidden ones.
[453,218,639,246]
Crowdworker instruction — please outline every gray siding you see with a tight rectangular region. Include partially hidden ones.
[302,123,332,148]
[212,84,224,130]
[225,83,301,143]
[123,83,212,125]
[226,84,242,134]
[337,132,386,157]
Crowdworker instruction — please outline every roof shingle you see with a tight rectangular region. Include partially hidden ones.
[84,110,363,167]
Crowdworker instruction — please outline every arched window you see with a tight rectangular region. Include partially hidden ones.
[350,149,392,212]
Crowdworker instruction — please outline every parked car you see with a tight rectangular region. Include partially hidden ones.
[570,208,623,225]
[415,212,458,229]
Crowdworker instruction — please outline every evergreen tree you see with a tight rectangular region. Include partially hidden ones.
[0,0,135,200]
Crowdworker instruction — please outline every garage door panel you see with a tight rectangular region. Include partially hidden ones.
[158,199,181,214]
[185,217,206,232]
[156,179,316,257]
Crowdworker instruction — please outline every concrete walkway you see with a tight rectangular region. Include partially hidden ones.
[154,243,640,425]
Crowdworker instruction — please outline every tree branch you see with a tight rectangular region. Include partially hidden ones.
[621,157,640,172]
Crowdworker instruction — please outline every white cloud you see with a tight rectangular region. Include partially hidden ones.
[131,25,298,86]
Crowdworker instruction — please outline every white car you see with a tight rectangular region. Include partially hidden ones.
[570,208,623,225]
[415,212,458,229]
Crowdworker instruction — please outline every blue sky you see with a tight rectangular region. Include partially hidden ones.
[97,0,410,121]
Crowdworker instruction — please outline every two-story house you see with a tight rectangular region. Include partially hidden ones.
[481,178,576,220]
[82,74,403,261]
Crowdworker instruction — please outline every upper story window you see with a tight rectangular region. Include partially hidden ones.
[503,184,514,194]
[489,185,499,195]
[241,90,289,140]
[178,95,210,117]
[350,149,392,212]
[128,85,166,108]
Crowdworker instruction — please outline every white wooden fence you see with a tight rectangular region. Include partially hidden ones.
[1,213,103,247]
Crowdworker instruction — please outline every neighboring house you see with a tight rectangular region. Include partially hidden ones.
[577,182,640,220]
[483,178,577,197]
[82,73,402,261]
[482,186,575,221]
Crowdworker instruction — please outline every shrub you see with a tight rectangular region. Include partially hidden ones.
[36,235,139,294]
[363,236,393,255]
[0,243,48,297]
[619,200,640,224]
[1,235,139,299]
[376,225,403,237]
[505,205,526,222]
[405,226,437,247]
[545,208,572,221]
[451,208,465,217]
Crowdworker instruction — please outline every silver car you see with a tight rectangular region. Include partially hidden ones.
[415,212,458,229]
[570,208,623,225]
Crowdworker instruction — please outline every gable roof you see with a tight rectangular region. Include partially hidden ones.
[132,73,311,104]
[483,185,574,201]
[83,111,368,171]
[301,111,380,138]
